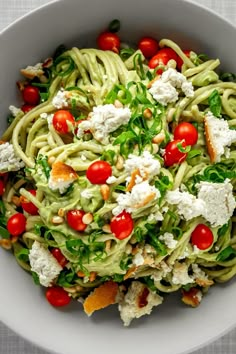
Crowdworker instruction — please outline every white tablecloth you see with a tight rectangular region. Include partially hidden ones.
[0,0,236,353]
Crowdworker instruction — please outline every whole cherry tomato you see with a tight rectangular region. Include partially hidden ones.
[149,48,178,73]
[7,213,26,237]
[174,122,198,146]
[138,37,159,58]
[191,224,214,250]
[0,179,5,196]
[97,32,120,52]
[86,161,112,184]
[67,209,87,232]
[176,50,191,70]
[51,248,68,267]
[21,190,39,215]
[52,110,75,134]
[21,104,35,113]
[110,211,134,240]
[164,140,187,167]
[46,286,71,307]
[22,85,40,105]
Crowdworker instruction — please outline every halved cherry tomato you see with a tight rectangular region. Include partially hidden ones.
[21,189,38,215]
[46,286,71,307]
[51,248,68,267]
[174,122,198,146]
[110,211,134,240]
[176,50,191,70]
[22,85,40,105]
[191,224,214,250]
[164,139,187,167]
[97,32,120,52]
[0,179,5,196]
[148,48,178,73]
[7,213,26,237]
[138,37,159,58]
[21,104,35,113]
[67,209,87,232]
[52,110,75,134]
[86,161,112,184]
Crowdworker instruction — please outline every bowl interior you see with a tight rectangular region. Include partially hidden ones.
[1,1,236,354]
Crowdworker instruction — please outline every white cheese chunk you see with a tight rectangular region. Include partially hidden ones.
[77,104,131,144]
[52,89,69,109]
[205,111,236,162]
[0,142,25,172]
[112,180,160,216]
[40,112,54,127]
[161,68,194,97]
[106,176,118,184]
[132,253,145,267]
[197,179,236,227]
[9,105,21,117]
[118,281,163,326]
[172,262,194,285]
[29,241,62,287]
[124,150,161,180]
[159,232,178,249]
[192,264,208,280]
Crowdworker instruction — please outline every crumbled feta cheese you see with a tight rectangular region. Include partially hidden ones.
[151,261,172,282]
[48,177,72,194]
[112,180,160,216]
[0,142,25,172]
[118,281,163,326]
[29,241,62,287]
[149,68,194,105]
[205,111,236,162]
[147,211,164,222]
[106,176,118,184]
[192,264,208,280]
[80,154,87,161]
[20,62,44,78]
[197,179,236,227]
[159,232,178,249]
[193,245,201,254]
[172,262,194,285]
[77,104,131,144]
[9,105,21,117]
[166,189,205,220]
[40,112,53,127]
[178,247,190,260]
[52,89,69,109]
[81,189,93,199]
[133,253,145,266]
[124,151,161,180]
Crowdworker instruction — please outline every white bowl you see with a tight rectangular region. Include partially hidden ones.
[1,1,236,354]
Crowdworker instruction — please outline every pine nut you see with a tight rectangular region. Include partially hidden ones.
[114,99,123,108]
[105,239,112,252]
[116,155,124,170]
[82,212,93,225]
[0,239,12,250]
[152,143,159,154]
[143,108,152,119]
[125,244,132,254]
[152,132,165,144]
[58,208,65,217]
[76,285,84,292]
[11,196,21,207]
[100,184,110,201]
[51,216,64,224]
[102,224,112,233]
[63,287,77,294]
[48,156,56,165]
[89,271,97,282]
[77,271,85,277]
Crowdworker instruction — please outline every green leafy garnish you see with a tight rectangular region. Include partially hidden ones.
[16,248,30,262]
[208,89,222,117]
[0,226,10,239]
[36,154,51,179]
[32,272,40,285]
[108,19,120,33]
[57,269,76,287]
[216,246,236,262]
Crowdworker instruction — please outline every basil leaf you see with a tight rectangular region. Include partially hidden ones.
[113,131,136,145]
[219,72,236,83]
[32,272,40,285]
[0,226,10,239]
[57,270,76,287]
[208,89,222,117]
[187,149,201,160]
[216,246,236,262]
[112,274,124,282]
[176,142,191,153]
[16,248,29,262]
[108,19,120,33]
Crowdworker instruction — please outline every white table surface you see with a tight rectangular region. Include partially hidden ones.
[0,0,236,353]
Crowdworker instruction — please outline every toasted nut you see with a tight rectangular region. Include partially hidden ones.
[143,108,152,119]
[48,156,56,166]
[100,184,110,201]
[77,271,85,277]
[167,108,176,123]
[82,212,93,225]
[63,286,77,294]
[152,143,159,154]
[58,208,65,217]
[51,216,64,224]
[11,196,21,207]
[16,80,28,91]
[131,246,139,255]
[11,237,18,244]
[0,239,12,250]
[105,239,112,252]
[76,285,84,292]
[116,155,124,170]
[125,244,132,254]
[114,99,123,108]
[152,132,165,144]
[102,224,112,233]
[89,271,97,282]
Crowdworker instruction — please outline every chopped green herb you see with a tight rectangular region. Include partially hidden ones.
[216,246,236,262]
[208,89,222,117]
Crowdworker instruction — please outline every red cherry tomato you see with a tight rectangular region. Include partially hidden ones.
[149,48,178,74]
[174,122,198,146]
[21,190,39,215]
[164,139,187,167]
[22,85,40,105]
[176,50,191,70]
[191,224,214,250]
[0,179,5,196]
[86,161,112,184]
[97,32,120,52]
[67,209,87,232]
[7,213,26,237]
[21,104,35,113]
[51,248,68,267]
[138,37,159,58]
[52,110,75,134]
[110,211,134,240]
[46,286,71,307]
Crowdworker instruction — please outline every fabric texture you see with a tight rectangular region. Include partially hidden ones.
[0,0,235,353]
